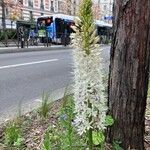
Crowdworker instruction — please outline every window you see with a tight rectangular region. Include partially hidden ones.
[55,18,64,38]
[40,0,44,10]
[41,13,44,16]
[50,1,54,12]
[20,9,23,19]
[37,19,46,30]
[103,5,107,11]
[5,8,9,16]
[18,0,23,4]
[58,1,64,13]
[28,0,33,7]
[30,11,33,20]
[58,1,61,11]
[55,0,58,12]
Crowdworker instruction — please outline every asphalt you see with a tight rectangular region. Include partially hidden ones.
[0,45,110,123]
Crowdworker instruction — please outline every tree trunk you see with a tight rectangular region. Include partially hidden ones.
[1,0,6,30]
[107,0,150,149]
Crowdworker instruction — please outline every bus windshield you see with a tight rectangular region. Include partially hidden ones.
[37,17,53,37]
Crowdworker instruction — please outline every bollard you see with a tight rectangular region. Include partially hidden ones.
[21,38,24,48]
[47,37,48,47]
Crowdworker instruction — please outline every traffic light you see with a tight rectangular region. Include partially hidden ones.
[46,17,53,26]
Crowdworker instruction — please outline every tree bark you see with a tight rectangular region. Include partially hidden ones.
[107,0,150,149]
[1,0,6,30]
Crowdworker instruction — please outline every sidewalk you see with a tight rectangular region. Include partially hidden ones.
[0,44,110,54]
[0,45,72,54]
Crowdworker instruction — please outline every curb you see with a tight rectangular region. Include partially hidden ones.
[0,85,73,124]
[0,46,72,54]
[0,44,110,54]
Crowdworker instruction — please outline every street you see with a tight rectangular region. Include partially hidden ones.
[0,45,110,122]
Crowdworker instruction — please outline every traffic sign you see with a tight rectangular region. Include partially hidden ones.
[104,16,113,20]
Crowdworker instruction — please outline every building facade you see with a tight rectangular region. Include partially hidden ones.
[0,0,66,28]
[0,0,113,29]
[98,0,113,21]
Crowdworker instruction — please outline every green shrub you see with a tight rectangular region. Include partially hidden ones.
[4,123,23,146]
[0,29,17,40]
[0,31,5,40]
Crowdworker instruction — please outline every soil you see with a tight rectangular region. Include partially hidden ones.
[0,99,62,150]
[0,98,149,150]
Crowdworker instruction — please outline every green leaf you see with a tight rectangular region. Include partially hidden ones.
[105,115,114,126]
[92,131,105,145]
[43,131,51,150]
[113,141,124,150]
[14,137,23,146]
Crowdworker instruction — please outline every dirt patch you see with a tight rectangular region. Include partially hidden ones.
[0,99,62,150]
[0,98,150,149]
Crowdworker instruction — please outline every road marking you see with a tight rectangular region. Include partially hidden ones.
[0,59,58,70]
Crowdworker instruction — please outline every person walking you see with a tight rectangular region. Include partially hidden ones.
[29,29,36,46]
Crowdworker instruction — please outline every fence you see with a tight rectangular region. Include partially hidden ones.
[0,29,19,47]
[0,29,48,48]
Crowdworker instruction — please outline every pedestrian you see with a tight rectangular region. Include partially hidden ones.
[29,29,35,46]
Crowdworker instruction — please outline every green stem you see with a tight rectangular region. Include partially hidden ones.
[88,123,93,150]
[88,100,93,150]
[68,115,72,150]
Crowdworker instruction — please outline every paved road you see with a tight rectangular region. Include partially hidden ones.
[0,46,110,122]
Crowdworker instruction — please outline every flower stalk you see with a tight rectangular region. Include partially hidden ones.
[88,100,93,149]
[71,0,107,149]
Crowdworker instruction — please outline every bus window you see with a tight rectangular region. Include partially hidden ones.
[37,17,53,29]
[37,17,53,38]
[55,18,65,38]
[37,20,45,30]
[67,22,75,33]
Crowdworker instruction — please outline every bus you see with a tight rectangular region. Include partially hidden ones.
[36,14,112,45]
[36,14,75,45]
[96,20,112,43]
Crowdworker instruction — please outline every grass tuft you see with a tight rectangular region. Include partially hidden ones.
[4,123,23,147]
[38,92,50,118]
